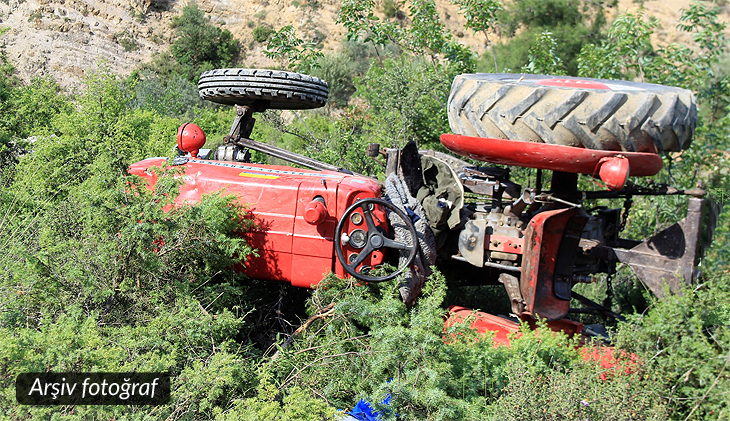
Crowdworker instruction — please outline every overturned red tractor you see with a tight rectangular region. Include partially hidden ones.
[129,69,718,338]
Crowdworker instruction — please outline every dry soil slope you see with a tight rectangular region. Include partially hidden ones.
[0,0,487,88]
[0,0,727,89]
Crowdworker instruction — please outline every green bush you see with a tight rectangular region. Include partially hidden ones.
[264,25,323,71]
[170,2,241,80]
[520,31,566,75]
[115,30,140,52]
[130,70,208,117]
[0,75,70,168]
[382,0,400,18]
[252,25,274,43]
[614,276,730,419]
[0,68,259,419]
[308,51,358,107]
[355,56,453,149]
[6,77,71,140]
[338,0,474,72]
[0,4,728,420]
[478,0,609,74]
[258,271,679,420]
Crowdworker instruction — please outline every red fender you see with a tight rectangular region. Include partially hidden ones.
[521,207,588,320]
[440,134,663,176]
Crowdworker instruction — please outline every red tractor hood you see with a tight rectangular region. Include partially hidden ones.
[129,157,382,287]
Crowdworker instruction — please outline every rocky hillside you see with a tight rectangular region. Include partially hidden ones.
[0,0,728,88]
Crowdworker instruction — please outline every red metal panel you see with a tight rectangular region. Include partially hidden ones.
[332,177,385,278]
[445,306,520,347]
[291,180,338,287]
[445,307,636,378]
[485,234,524,254]
[290,255,335,288]
[128,158,164,187]
[129,157,383,287]
[445,307,583,346]
[520,208,578,320]
[440,134,663,176]
[182,161,301,255]
[294,181,338,258]
[236,249,292,282]
[517,313,583,337]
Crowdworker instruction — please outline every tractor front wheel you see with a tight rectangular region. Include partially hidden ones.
[198,68,329,110]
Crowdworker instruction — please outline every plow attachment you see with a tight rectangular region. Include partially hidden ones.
[591,197,720,297]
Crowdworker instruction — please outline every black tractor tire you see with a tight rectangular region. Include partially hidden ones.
[198,68,328,110]
[447,73,697,153]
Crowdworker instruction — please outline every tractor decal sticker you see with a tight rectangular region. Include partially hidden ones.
[239,171,279,180]
[192,160,342,178]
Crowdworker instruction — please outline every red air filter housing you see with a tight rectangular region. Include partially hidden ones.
[596,155,630,191]
[176,123,206,158]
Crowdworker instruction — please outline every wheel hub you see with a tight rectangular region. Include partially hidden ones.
[370,235,384,248]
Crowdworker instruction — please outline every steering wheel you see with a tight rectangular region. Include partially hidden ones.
[334,198,418,282]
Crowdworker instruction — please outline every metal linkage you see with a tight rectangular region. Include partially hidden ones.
[584,182,707,200]
[220,104,362,176]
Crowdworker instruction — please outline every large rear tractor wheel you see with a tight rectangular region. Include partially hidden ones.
[199,68,329,109]
[447,73,697,154]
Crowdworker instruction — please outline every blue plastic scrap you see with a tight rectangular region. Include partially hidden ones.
[342,394,392,421]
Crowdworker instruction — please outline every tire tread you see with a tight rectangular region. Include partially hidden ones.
[447,73,697,153]
[198,68,329,109]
